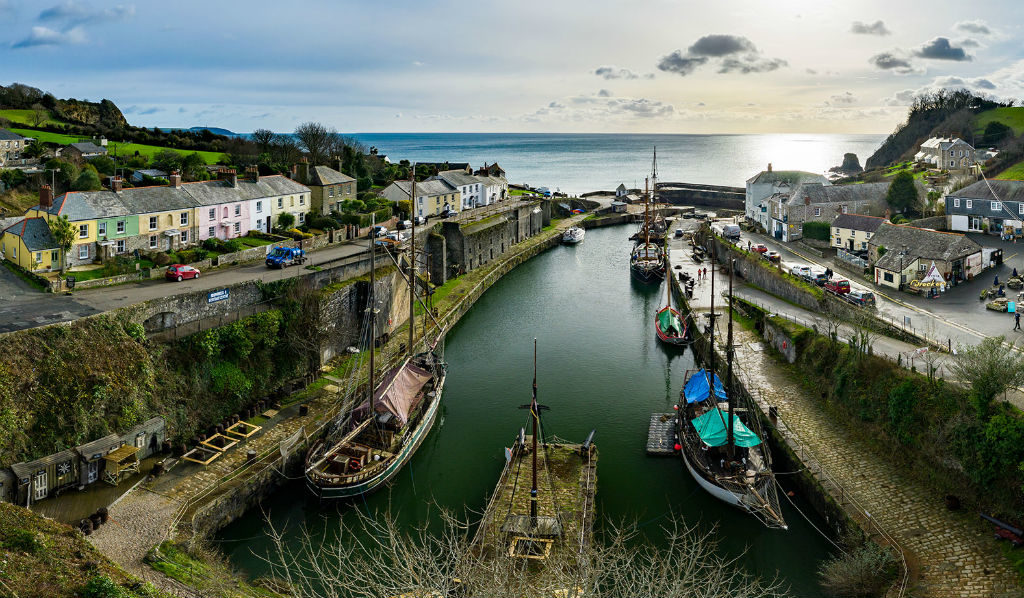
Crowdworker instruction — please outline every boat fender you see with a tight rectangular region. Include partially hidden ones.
[349,458,362,471]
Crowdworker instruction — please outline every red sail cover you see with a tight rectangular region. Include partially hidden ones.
[357,361,432,425]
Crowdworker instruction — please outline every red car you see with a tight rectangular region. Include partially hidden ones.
[752,243,768,253]
[166,264,200,282]
[824,278,851,295]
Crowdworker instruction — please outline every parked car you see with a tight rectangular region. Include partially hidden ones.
[440,209,459,219]
[386,231,410,242]
[764,250,781,263]
[166,264,200,282]
[265,246,306,268]
[806,267,828,285]
[371,225,388,237]
[846,289,876,307]
[824,278,852,295]
[790,264,812,279]
[396,220,413,230]
[413,216,427,225]
[751,243,768,254]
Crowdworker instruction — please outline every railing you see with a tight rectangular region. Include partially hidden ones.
[837,248,868,269]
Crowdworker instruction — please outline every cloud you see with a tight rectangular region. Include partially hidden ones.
[914,37,971,61]
[597,89,612,97]
[658,34,786,77]
[869,51,919,74]
[686,34,756,57]
[593,66,642,80]
[955,20,991,35]
[412,60,424,67]
[39,1,135,24]
[850,20,890,36]
[606,97,674,118]
[958,38,980,48]
[805,68,817,75]
[885,89,918,106]
[656,51,708,76]
[827,92,856,105]
[12,25,87,48]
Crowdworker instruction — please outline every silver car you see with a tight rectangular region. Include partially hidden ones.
[789,264,812,278]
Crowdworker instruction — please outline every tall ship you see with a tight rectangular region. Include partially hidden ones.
[464,340,597,594]
[629,150,666,283]
[675,254,786,529]
[305,180,448,499]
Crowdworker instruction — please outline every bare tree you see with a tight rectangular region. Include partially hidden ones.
[294,121,338,166]
[848,311,879,358]
[949,336,1024,417]
[260,507,790,598]
[272,133,302,165]
[250,128,276,154]
[30,102,47,127]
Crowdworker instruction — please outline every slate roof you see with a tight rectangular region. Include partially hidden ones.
[831,213,886,233]
[37,190,134,220]
[871,222,981,270]
[134,169,168,178]
[0,128,25,141]
[746,170,828,185]
[781,182,891,206]
[10,449,76,479]
[75,434,121,461]
[182,175,309,206]
[308,165,355,186]
[68,142,107,154]
[3,217,57,250]
[435,170,480,188]
[66,186,196,216]
[390,179,457,198]
[950,180,1024,203]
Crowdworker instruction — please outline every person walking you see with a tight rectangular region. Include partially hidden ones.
[1015,311,1021,331]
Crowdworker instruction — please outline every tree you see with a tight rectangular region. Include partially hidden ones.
[396,199,412,219]
[885,171,919,216]
[276,212,295,230]
[44,158,79,191]
[251,128,276,154]
[72,169,102,191]
[294,121,338,166]
[950,336,1024,418]
[151,149,183,175]
[21,140,46,160]
[179,152,205,181]
[90,155,116,176]
[30,103,47,127]
[982,121,1012,146]
[47,215,76,273]
[271,133,302,165]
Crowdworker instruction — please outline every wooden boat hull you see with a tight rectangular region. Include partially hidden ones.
[630,262,665,283]
[306,371,446,499]
[655,307,690,345]
[679,444,746,508]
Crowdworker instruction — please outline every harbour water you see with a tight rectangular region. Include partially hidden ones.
[217,224,836,596]
[351,132,887,194]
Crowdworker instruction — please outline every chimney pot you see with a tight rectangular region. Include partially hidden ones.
[169,171,182,188]
[112,176,123,193]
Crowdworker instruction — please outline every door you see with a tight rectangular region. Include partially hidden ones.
[847,239,854,251]
[87,461,98,484]
[33,471,47,501]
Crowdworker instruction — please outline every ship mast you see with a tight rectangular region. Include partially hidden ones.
[408,168,416,356]
[726,258,736,458]
[530,338,539,524]
[644,176,650,248]
[369,213,376,415]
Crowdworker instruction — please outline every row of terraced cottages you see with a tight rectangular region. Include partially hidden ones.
[0,417,165,507]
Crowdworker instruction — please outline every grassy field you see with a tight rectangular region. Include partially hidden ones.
[996,160,1024,180]
[0,108,64,127]
[0,189,38,214]
[975,106,1024,136]
[7,127,225,164]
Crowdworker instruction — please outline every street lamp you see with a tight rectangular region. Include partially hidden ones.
[899,244,909,290]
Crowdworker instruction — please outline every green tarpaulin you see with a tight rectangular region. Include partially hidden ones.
[691,407,762,448]
[657,308,684,336]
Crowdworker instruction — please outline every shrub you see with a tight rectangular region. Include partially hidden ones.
[202,238,223,252]
[82,574,125,598]
[223,239,243,253]
[818,541,897,597]
[124,322,146,343]
[802,221,830,241]
[152,252,171,266]
[2,528,43,554]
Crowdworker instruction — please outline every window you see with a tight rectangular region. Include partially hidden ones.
[966,199,973,209]
[233,222,240,233]
[34,252,41,262]
[234,204,241,216]
[299,212,305,224]
[992,201,1002,211]
[208,208,215,220]
[98,221,107,236]
[10,246,14,259]
[149,216,157,230]
[78,244,88,259]
[950,160,955,167]
[208,226,215,237]
[1019,203,1024,215]
[134,433,145,449]
[299,195,305,205]
[51,250,58,262]
[149,235,157,249]
[290,197,294,207]
[883,272,894,283]
[79,224,88,238]
[833,227,839,234]
[328,187,334,197]
[814,207,821,217]
[861,242,868,250]
[256,200,262,213]
[181,230,188,243]
[117,220,125,234]
[954,198,960,208]
[116,239,125,253]
[180,212,188,226]
[223,207,228,218]
[277,198,283,209]
[841,205,848,214]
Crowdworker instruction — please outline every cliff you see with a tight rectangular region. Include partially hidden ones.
[54,98,127,128]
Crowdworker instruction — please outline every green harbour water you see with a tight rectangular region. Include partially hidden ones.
[217,224,836,596]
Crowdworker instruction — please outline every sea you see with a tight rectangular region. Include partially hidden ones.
[349,133,888,195]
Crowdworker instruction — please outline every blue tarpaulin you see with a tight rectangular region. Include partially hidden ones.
[683,370,726,404]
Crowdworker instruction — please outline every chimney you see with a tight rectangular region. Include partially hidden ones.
[218,168,237,188]
[39,184,53,209]
[169,171,182,188]
[767,163,773,173]
[247,165,260,183]
[112,176,123,193]
[333,156,344,174]
[295,161,310,184]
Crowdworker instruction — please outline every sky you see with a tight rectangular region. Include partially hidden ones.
[1,0,1023,135]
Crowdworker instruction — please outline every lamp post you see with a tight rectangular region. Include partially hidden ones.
[899,244,909,291]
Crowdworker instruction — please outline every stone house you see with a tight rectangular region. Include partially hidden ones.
[0,128,26,164]
[945,179,1024,234]
[434,170,485,210]
[765,181,890,242]
[914,137,975,172]
[868,222,983,289]
[830,213,886,252]
[62,141,108,161]
[291,161,356,215]
[474,162,506,178]
[744,165,830,232]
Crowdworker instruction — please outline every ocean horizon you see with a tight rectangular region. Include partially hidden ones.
[349,132,889,195]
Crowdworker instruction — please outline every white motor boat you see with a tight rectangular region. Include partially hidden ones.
[562,226,585,244]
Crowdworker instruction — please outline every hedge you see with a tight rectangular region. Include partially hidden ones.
[802,221,830,240]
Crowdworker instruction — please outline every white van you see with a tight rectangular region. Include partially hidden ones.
[722,224,741,239]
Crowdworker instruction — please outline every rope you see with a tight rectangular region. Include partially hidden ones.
[776,478,847,555]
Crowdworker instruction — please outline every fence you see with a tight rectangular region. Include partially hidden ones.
[837,248,868,270]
